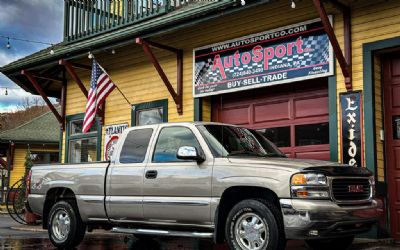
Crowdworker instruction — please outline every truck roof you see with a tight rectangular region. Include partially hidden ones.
[130,121,238,128]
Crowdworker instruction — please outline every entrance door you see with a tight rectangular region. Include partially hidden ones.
[383,56,400,241]
[212,80,330,160]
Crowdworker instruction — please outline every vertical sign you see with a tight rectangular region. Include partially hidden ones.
[104,123,129,161]
[340,92,363,167]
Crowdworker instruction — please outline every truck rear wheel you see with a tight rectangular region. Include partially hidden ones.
[225,199,285,250]
[48,200,86,248]
[306,236,354,250]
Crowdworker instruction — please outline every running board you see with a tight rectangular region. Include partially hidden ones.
[111,227,213,238]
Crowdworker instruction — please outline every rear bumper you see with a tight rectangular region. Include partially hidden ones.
[280,198,378,240]
[24,200,33,213]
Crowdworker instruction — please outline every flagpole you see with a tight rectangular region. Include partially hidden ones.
[115,85,133,108]
[91,54,133,109]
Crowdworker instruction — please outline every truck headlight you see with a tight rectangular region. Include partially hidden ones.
[290,173,329,199]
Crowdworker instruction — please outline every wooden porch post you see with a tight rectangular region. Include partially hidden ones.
[313,0,352,91]
[21,70,63,125]
[136,38,183,115]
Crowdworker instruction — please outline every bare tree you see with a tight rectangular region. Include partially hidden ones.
[0,96,57,132]
[17,96,46,111]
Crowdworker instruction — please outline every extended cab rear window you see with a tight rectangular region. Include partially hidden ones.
[119,128,153,163]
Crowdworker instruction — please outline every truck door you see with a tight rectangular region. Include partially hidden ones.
[143,125,213,227]
[106,127,155,221]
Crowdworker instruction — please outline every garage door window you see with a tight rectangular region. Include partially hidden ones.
[258,127,290,147]
[295,122,329,146]
[258,122,329,148]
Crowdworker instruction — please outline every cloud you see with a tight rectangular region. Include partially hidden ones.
[0,50,25,67]
[0,0,63,43]
[0,0,63,113]
[0,73,58,113]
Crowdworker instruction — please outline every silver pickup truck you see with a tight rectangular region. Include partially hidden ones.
[26,122,378,250]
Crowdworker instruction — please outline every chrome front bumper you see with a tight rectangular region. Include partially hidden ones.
[280,198,378,240]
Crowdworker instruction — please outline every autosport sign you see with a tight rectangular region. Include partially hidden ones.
[193,18,334,97]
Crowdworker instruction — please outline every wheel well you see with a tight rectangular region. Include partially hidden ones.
[42,187,76,229]
[214,186,281,244]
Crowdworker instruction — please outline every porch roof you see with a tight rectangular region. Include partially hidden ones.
[0,1,242,97]
[0,110,60,144]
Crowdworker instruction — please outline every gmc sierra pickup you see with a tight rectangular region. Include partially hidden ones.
[26,122,378,250]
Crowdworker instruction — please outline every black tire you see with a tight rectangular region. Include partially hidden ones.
[306,236,355,250]
[47,200,87,249]
[225,199,286,250]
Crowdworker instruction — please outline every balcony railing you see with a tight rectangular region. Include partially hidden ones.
[64,0,193,42]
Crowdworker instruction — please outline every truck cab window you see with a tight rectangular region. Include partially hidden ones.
[153,127,201,162]
[119,129,153,163]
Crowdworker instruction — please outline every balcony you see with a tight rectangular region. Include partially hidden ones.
[64,0,195,42]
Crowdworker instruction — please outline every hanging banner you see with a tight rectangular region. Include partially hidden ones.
[193,17,334,97]
[340,91,363,167]
[104,123,129,161]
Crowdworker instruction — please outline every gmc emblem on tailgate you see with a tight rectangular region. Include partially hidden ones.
[348,185,364,193]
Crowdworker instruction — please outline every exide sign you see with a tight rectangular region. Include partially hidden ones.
[193,18,334,97]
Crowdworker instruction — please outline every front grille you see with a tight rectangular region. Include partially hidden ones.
[331,178,371,202]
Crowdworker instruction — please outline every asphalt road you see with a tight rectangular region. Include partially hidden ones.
[0,214,398,250]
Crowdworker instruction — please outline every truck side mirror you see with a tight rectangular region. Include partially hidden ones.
[177,146,205,163]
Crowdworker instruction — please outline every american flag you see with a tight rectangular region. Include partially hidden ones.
[82,59,116,133]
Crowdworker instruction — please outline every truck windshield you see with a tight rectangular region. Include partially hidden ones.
[197,125,286,158]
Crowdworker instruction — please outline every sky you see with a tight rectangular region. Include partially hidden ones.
[0,0,63,112]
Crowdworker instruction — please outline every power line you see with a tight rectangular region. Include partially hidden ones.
[0,35,58,55]
[0,35,54,46]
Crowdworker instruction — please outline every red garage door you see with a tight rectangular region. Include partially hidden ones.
[212,80,330,161]
[383,56,400,241]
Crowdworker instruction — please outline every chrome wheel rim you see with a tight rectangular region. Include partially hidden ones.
[51,210,70,242]
[234,212,269,250]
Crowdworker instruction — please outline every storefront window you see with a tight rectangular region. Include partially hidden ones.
[30,152,59,164]
[132,99,168,127]
[137,108,163,126]
[66,115,101,163]
[295,122,329,146]
[70,120,97,135]
[69,138,97,163]
[257,127,291,147]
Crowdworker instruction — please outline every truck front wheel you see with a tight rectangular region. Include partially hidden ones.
[225,199,286,250]
[48,200,87,248]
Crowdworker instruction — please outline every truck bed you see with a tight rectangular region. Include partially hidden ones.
[29,162,110,220]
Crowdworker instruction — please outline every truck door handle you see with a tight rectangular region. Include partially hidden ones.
[145,170,158,179]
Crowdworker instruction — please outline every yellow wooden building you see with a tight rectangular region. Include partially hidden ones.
[0,111,59,205]
[1,0,400,241]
